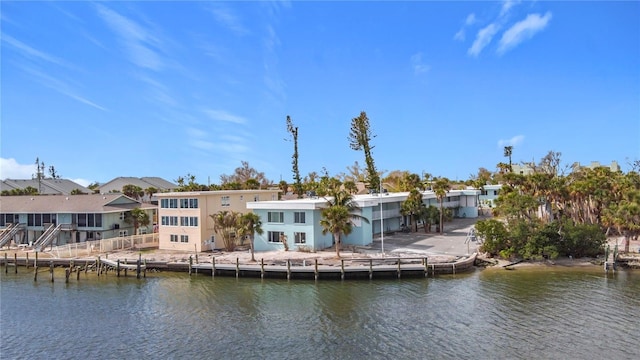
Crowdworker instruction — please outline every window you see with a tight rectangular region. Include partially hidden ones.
[189,217,198,227]
[221,196,230,207]
[161,216,178,226]
[169,199,178,208]
[180,235,189,243]
[95,214,102,228]
[118,230,128,237]
[294,212,306,224]
[161,199,169,208]
[119,212,126,220]
[170,234,178,242]
[267,211,284,223]
[493,190,498,196]
[294,232,306,244]
[88,214,95,227]
[77,214,87,227]
[27,214,34,226]
[180,198,189,208]
[189,198,198,208]
[268,231,284,243]
[180,216,189,226]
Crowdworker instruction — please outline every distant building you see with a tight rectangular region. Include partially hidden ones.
[478,184,502,208]
[0,194,156,247]
[97,177,177,202]
[156,190,280,252]
[510,164,536,175]
[1,178,90,195]
[571,161,621,172]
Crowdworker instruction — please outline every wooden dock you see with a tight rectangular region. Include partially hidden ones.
[1,253,477,281]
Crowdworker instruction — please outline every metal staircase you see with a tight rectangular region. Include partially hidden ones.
[0,223,24,248]
[34,224,62,252]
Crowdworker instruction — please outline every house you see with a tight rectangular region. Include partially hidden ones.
[0,194,156,248]
[571,161,621,172]
[97,176,177,202]
[247,189,480,252]
[156,189,280,252]
[1,178,91,195]
[478,184,502,209]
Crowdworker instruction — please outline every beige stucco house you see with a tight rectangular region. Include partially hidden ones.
[156,190,280,252]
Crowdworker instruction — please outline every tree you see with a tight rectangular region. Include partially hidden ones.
[237,212,263,262]
[88,182,100,194]
[286,115,304,198]
[211,211,241,251]
[504,146,513,172]
[320,189,369,257]
[70,188,86,195]
[400,189,424,232]
[145,187,158,201]
[432,177,450,234]
[48,165,60,179]
[124,208,150,235]
[122,184,144,200]
[349,111,379,192]
[220,161,271,188]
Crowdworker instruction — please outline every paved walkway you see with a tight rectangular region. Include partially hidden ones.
[368,215,489,257]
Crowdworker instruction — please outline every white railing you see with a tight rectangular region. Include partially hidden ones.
[46,233,159,258]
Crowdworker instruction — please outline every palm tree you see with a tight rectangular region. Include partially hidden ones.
[145,187,158,202]
[432,177,450,234]
[125,207,150,235]
[320,189,368,257]
[237,212,263,262]
[504,146,513,172]
[210,211,240,251]
[400,189,424,232]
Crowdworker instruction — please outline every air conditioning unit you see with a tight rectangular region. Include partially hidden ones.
[113,224,120,229]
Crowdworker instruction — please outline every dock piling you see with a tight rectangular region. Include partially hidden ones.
[260,258,264,279]
[49,261,54,282]
[341,259,345,280]
[314,259,318,281]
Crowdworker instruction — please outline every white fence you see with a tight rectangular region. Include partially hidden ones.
[46,233,159,258]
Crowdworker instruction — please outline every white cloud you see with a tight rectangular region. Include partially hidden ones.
[208,3,249,35]
[498,135,525,148]
[454,29,465,42]
[410,52,430,74]
[95,4,164,71]
[466,13,477,26]
[498,12,553,55]
[468,23,500,57]
[71,178,92,187]
[2,33,72,68]
[203,109,247,124]
[0,158,36,179]
[500,0,521,17]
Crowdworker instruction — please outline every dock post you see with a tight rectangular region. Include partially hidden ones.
[26,253,29,269]
[14,253,18,274]
[50,261,54,282]
[236,257,239,278]
[452,263,456,275]
[195,253,199,264]
[423,257,428,277]
[287,259,291,280]
[260,258,264,279]
[35,252,38,268]
[212,257,216,278]
[188,255,192,276]
[85,261,89,274]
[397,258,401,279]
[77,266,81,281]
[369,259,373,280]
[314,259,318,281]
[33,252,39,282]
[65,268,70,283]
[341,259,345,280]
[4,253,7,274]
[136,254,141,279]
[432,264,435,277]
[143,259,147,278]
[124,259,128,277]
[117,259,121,277]
[97,256,101,276]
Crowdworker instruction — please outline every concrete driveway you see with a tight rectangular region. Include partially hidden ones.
[368,216,488,257]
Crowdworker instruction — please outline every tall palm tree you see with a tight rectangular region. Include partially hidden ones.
[432,177,450,234]
[504,146,513,172]
[320,189,368,257]
[210,211,240,251]
[237,212,263,262]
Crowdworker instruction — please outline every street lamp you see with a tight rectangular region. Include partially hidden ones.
[380,181,384,256]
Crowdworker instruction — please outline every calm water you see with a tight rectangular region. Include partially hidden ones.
[1,267,639,360]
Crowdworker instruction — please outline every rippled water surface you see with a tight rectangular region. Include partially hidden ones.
[2,267,639,359]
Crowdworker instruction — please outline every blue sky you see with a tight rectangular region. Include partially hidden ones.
[1,1,639,187]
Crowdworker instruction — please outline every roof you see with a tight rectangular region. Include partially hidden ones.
[156,189,280,197]
[247,189,480,210]
[1,179,91,195]
[97,176,177,193]
[0,194,155,214]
